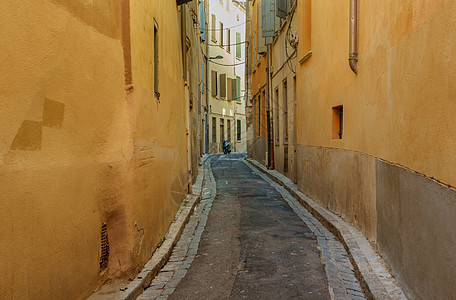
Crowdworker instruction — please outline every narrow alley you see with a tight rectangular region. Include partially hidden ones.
[138,154,366,299]
[3,0,456,299]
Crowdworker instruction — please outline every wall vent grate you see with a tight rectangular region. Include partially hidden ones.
[99,224,109,271]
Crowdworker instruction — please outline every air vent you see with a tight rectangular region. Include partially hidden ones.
[100,224,109,271]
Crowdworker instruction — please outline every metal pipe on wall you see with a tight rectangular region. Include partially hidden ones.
[349,0,358,74]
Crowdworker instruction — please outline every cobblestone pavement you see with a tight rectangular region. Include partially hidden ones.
[138,157,217,300]
[243,161,366,300]
[138,154,367,299]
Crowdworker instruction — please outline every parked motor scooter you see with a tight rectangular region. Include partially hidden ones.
[221,139,231,154]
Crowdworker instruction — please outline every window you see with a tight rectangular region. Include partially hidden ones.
[154,21,159,96]
[227,29,231,52]
[212,117,217,143]
[332,106,343,139]
[236,76,241,102]
[227,119,231,141]
[237,119,241,141]
[220,22,224,47]
[220,118,225,140]
[253,97,256,137]
[236,32,241,59]
[220,74,226,98]
[283,80,288,144]
[211,14,217,42]
[257,94,261,137]
[201,64,205,94]
[211,70,218,96]
[253,30,257,70]
[274,88,279,145]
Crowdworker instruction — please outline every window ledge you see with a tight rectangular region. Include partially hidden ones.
[299,51,312,64]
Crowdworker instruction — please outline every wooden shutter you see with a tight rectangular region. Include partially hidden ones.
[211,14,216,42]
[211,70,217,96]
[231,78,237,101]
[220,74,226,98]
[227,78,232,100]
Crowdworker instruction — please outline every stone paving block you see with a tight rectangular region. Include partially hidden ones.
[161,262,180,272]
[154,271,174,282]
[161,287,176,295]
[137,288,162,300]
[347,288,365,297]
[150,282,166,289]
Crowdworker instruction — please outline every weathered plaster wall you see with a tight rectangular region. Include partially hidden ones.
[295,0,456,297]
[271,12,298,181]
[377,159,456,299]
[0,0,191,299]
[297,146,377,241]
[297,0,456,189]
[0,0,128,298]
[128,0,189,276]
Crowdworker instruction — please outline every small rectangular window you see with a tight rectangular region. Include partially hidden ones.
[154,21,159,96]
[227,119,231,141]
[220,74,226,98]
[212,117,217,143]
[211,70,218,96]
[236,32,241,59]
[332,106,343,139]
[236,76,241,101]
[220,118,225,140]
[211,14,217,42]
[227,29,231,52]
[274,88,279,145]
[220,22,224,47]
[283,80,288,144]
[237,119,241,141]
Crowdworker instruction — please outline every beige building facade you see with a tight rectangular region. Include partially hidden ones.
[295,0,456,298]
[206,0,247,154]
[0,0,201,299]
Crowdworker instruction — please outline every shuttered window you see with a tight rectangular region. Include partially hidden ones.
[200,0,206,41]
[236,32,241,59]
[211,14,216,42]
[236,76,241,102]
[220,74,226,98]
[227,78,232,100]
[227,29,231,52]
[212,117,217,142]
[211,70,217,96]
[220,22,224,47]
[231,78,237,101]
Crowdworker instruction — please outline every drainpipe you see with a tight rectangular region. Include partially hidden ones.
[266,45,274,169]
[349,0,358,74]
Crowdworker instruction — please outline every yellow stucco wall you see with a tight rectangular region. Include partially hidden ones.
[0,0,189,299]
[297,0,456,189]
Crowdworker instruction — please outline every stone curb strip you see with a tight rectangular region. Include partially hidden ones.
[89,156,210,300]
[245,158,407,300]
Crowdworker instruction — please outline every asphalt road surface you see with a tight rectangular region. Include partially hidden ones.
[169,154,330,300]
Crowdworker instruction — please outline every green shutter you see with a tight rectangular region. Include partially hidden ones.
[236,76,241,101]
[236,32,241,59]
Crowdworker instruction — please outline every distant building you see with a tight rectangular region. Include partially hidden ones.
[205,0,247,154]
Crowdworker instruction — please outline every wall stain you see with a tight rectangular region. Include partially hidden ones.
[317,149,330,172]
[302,159,311,176]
